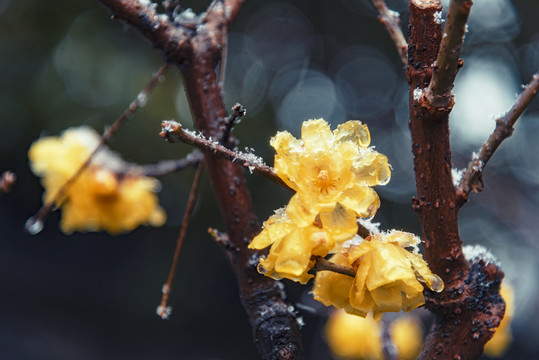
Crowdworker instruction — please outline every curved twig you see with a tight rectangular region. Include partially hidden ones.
[457,70,539,206]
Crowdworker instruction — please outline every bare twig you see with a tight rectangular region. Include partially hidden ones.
[425,0,473,108]
[221,103,246,145]
[370,0,408,65]
[125,150,202,177]
[0,170,16,194]
[158,161,205,320]
[25,64,169,234]
[159,120,290,190]
[457,71,539,205]
[312,256,355,277]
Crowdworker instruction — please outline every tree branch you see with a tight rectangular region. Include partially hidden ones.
[159,120,290,190]
[97,2,304,358]
[457,70,539,205]
[425,0,473,108]
[408,1,505,358]
[370,0,408,65]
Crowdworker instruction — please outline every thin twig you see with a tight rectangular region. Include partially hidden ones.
[312,256,356,277]
[370,0,408,65]
[425,0,473,108]
[221,103,246,145]
[160,120,291,190]
[124,150,202,177]
[25,64,169,235]
[457,71,539,205]
[0,170,16,195]
[158,161,205,319]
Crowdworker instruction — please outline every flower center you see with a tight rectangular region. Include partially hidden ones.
[316,169,334,194]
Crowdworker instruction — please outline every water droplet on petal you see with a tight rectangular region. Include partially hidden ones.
[429,274,444,292]
[25,217,44,235]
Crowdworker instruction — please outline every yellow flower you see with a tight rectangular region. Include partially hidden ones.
[313,231,443,320]
[325,310,383,360]
[271,119,390,223]
[29,126,166,234]
[390,315,423,360]
[484,283,514,357]
[249,206,358,284]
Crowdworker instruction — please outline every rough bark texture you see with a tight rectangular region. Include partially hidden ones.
[407,1,505,359]
[97,1,304,359]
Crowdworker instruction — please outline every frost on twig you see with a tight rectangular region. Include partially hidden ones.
[159,120,291,190]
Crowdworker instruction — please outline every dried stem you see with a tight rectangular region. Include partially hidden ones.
[370,0,408,65]
[125,150,202,177]
[425,0,473,108]
[0,170,16,194]
[311,256,355,277]
[159,120,290,190]
[158,161,205,319]
[457,71,539,205]
[25,64,169,234]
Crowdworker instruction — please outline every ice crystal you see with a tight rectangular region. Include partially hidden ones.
[463,244,500,266]
[433,11,443,24]
[413,88,423,101]
[451,168,465,187]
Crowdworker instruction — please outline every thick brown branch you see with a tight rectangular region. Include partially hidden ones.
[97,0,193,64]
[408,2,505,359]
[98,2,304,356]
[408,0,466,285]
[159,120,291,190]
[371,0,408,65]
[457,71,539,205]
[425,0,473,108]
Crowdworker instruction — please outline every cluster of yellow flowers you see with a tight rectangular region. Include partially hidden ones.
[250,118,442,319]
[29,126,166,234]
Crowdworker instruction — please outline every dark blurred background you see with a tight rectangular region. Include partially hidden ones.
[1,0,538,359]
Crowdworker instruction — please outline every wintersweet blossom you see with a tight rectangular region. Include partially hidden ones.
[271,119,390,223]
[325,310,424,360]
[248,206,358,284]
[484,283,514,357]
[313,231,443,320]
[325,310,383,360]
[390,315,424,360]
[29,126,166,234]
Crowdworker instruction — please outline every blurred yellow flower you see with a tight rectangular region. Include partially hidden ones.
[325,310,424,360]
[390,315,423,360]
[484,283,514,357]
[325,310,383,360]
[29,126,166,234]
[314,231,443,320]
[249,206,358,284]
[271,119,390,223]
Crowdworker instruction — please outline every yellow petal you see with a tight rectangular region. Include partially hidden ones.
[301,119,333,154]
[334,120,371,148]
